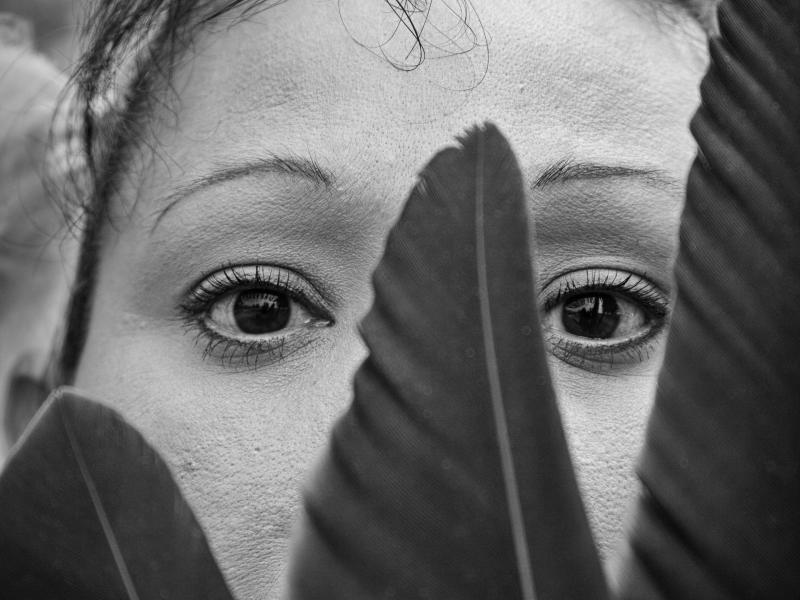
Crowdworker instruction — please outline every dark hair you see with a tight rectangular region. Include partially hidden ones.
[58,0,280,384]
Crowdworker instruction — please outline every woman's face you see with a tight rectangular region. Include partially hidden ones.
[73,0,707,596]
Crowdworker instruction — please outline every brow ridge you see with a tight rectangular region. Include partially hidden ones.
[150,154,333,231]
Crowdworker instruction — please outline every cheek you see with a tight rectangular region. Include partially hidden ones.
[74,290,368,598]
[548,358,656,560]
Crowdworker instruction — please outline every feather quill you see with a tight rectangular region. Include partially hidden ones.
[286,123,608,600]
[619,0,800,597]
[0,388,235,600]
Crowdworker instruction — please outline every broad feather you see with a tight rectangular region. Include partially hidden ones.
[620,0,800,597]
[0,388,235,600]
[286,123,608,600]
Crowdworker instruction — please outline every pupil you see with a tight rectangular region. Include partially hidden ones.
[562,293,620,339]
[233,290,291,334]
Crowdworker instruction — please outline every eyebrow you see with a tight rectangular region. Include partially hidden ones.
[151,154,333,229]
[151,153,682,231]
[533,158,683,192]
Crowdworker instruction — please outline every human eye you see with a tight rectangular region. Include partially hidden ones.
[539,268,669,372]
[179,264,334,369]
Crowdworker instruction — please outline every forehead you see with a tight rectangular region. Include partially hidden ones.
[138,0,705,200]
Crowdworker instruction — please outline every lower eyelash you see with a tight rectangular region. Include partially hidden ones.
[182,318,318,371]
[544,324,664,371]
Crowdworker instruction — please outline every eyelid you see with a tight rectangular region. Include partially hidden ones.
[181,263,335,323]
[539,267,669,317]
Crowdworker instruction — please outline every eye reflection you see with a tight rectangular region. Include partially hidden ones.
[540,268,669,369]
[229,290,291,334]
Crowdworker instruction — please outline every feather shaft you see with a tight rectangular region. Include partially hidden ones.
[474,128,536,600]
[59,403,141,600]
[0,389,236,599]
[287,123,608,600]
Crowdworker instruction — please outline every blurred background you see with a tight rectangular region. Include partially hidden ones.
[1,1,83,463]
[0,0,81,70]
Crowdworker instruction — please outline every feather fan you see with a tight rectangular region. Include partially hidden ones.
[619,0,800,597]
[285,123,608,600]
[0,388,235,600]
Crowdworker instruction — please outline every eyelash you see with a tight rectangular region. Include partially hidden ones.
[539,268,670,370]
[180,263,665,371]
[179,264,334,369]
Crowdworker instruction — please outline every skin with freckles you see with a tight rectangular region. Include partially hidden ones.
[70,0,707,597]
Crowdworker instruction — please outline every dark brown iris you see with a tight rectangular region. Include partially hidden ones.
[562,293,620,339]
[233,290,290,334]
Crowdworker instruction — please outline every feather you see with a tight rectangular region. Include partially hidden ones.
[286,123,608,600]
[0,387,235,600]
[619,0,800,597]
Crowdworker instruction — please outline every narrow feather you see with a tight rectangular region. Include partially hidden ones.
[287,123,607,600]
[619,0,800,597]
[60,409,140,600]
[0,388,235,600]
[474,131,535,600]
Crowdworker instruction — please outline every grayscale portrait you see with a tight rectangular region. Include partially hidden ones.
[1,1,797,599]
